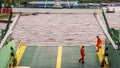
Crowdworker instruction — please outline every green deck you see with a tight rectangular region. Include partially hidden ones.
[20,46,100,68]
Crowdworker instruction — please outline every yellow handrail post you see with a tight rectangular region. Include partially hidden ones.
[15,39,27,66]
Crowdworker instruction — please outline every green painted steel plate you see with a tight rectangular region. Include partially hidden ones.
[20,46,57,68]
[20,46,100,68]
[62,46,100,68]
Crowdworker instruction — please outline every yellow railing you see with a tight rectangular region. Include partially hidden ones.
[15,39,27,66]
[9,40,26,68]
[97,41,109,68]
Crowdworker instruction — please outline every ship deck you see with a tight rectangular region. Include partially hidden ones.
[19,46,100,68]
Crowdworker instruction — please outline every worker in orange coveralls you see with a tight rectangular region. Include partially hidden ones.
[79,45,85,63]
[96,36,102,52]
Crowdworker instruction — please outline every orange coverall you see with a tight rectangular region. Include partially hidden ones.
[96,36,102,52]
[79,47,85,63]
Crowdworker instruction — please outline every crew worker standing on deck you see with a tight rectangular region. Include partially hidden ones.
[79,45,85,63]
[96,36,102,52]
